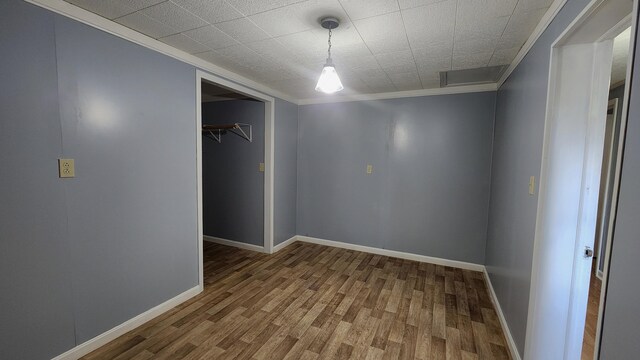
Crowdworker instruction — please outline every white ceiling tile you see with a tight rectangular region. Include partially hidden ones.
[412,42,452,71]
[225,0,307,16]
[331,41,372,59]
[245,38,301,64]
[457,0,518,20]
[403,0,456,49]
[275,30,327,58]
[159,33,210,53]
[339,0,399,20]
[115,12,178,38]
[66,0,135,19]
[497,7,547,49]
[215,17,271,43]
[375,50,414,68]
[354,12,410,54]
[126,0,167,10]
[170,0,244,24]
[398,0,445,10]
[140,1,207,33]
[249,0,347,37]
[514,0,553,12]
[454,38,498,57]
[388,70,422,90]
[340,54,380,71]
[183,25,239,49]
[452,51,493,70]
[455,15,509,42]
[488,47,520,66]
[196,50,240,69]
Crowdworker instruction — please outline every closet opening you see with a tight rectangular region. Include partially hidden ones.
[195,70,275,290]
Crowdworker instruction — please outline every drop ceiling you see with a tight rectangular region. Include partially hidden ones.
[64,0,555,100]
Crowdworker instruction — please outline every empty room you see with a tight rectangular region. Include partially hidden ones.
[2,0,640,359]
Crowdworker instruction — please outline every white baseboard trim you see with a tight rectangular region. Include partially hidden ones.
[482,269,522,360]
[295,235,485,272]
[203,235,266,253]
[52,285,201,360]
[272,235,298,253]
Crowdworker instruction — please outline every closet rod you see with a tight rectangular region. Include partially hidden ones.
[202,123,252,143]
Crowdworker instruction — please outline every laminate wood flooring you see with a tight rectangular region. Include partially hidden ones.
[83,241,512,359]
[581,259,602,360]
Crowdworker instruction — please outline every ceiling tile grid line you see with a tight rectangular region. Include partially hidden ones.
[486,0,524,67]
[397,1,426,89]
[63,0,556,98]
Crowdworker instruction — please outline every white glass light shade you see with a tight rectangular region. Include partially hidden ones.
[315,64,344,94]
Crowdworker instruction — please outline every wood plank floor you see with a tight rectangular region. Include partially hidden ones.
[83,242,512,359]
[581,259,602,360]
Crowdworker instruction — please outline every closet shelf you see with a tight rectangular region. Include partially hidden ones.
[202,123,252,143]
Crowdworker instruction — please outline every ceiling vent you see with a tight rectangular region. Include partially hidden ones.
[440,65,508,87]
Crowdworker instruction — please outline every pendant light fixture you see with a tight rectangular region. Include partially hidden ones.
[315,17,344,94]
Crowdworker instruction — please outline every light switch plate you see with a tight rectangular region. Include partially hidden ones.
[259,162,265,172]
[59,159,75,178]
[366,164,373,174]
[529,176,535,195]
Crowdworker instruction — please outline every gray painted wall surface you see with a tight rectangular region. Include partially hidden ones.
[484,0,593,355]
[599,19,640,359]
[0,1,76,358]
[274,99,298,245]
[202,100,264,246]
[54,15,199,343]
[297,93,496,264]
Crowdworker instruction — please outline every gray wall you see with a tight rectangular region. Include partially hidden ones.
[599,17,640,358]
[274,99,299,245]
[0,1,76,358]
[55,12,199,344]
[202,100,264,246]
[297,93,496,264]
[0,0,296,357]
[484,0,594,355]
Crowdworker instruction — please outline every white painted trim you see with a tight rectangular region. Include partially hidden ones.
[203,235,266,253]
[523,0,636,358]
[272,235,298,253]
[52,285,201,360]
[196,69,275,258]
[594,3,638,358]
[24,0,298,105]
[196,76,204,293]
[483,269,523,360]
[297,83,497,105]
[497,0,568,88]
[296,235,484,272]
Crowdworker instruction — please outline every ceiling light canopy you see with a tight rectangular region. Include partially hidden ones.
[315,17,343,94]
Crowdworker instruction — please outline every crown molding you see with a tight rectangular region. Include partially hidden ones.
[23,0,299,105]
[297,83,498,105]
[497,0,568,88]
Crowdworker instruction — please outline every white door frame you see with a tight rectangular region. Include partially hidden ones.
[195,69,275,289]
[524,0,636,359]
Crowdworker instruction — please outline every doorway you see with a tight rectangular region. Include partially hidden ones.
[524,0,636,359]
[195,70,275,289]
[581,26,632,360]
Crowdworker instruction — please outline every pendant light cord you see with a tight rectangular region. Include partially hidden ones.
[327,27,332,62]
